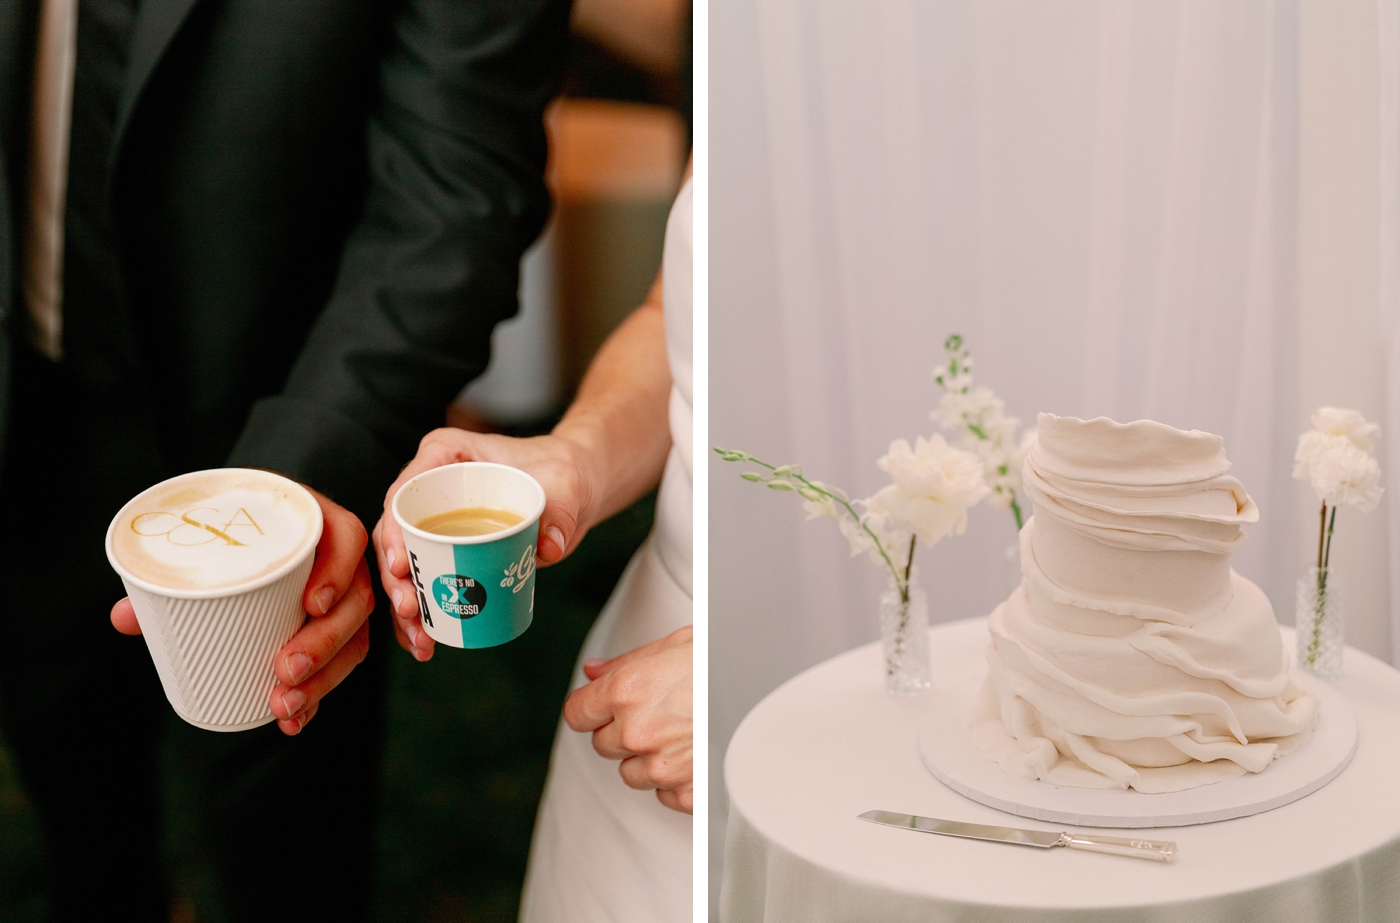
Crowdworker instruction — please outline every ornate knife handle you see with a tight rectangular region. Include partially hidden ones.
[1059,832,1178,863]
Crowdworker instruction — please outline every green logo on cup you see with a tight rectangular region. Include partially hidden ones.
[432,574,487,619]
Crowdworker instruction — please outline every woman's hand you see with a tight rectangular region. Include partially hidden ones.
[563,626,693,814]
[371,428,599,662]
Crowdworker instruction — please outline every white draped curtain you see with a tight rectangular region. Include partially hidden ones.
[711,0,1400,908]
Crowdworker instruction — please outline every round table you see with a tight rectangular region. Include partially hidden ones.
[720,618,1400,923]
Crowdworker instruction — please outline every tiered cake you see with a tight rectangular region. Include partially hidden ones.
[971,414,1318,793]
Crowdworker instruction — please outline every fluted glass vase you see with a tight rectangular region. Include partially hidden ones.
[879,582,930,695]
[1296,566,1343,680]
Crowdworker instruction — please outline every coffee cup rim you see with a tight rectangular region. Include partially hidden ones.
[391,462,546,546]
[105,468,325,599]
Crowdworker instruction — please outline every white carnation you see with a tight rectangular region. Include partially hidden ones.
[866,435,990,547]
[1310,407,1380,452]
[1293,433,1383,512]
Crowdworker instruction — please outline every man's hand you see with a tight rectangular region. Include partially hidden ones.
[111,486,374,736]
[371,427,598,662]
[562,626,693,814]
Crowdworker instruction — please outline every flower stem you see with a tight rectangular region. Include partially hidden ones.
[1010,495,1024,532]
[1307,504,1337,669]
[1323,506,1337,571]
[901,535,916,605]
[886,536,920,676]
[739,455,908,594]
[1316,502,1327,572]
[1307,574,1327,668]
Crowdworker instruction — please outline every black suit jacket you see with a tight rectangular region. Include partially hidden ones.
[0,0,570,523]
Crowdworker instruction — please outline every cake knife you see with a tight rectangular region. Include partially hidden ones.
[858,810,1177,863]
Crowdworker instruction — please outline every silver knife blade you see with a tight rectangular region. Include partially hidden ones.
[858,810,1179,862]
[858,810,1063,848]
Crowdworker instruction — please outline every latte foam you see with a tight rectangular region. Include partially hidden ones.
[109,470,322,592]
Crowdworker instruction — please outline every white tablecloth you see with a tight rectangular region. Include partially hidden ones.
[721,617,1400,922]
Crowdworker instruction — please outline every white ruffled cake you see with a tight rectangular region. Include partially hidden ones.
[971,414,1318,793]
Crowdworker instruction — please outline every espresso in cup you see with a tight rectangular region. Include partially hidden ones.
[392,462,545,648]
[416,506,524,537]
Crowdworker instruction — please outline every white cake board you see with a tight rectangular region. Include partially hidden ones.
[917,665,1357,829]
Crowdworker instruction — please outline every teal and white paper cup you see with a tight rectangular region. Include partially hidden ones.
[392,462,545,648]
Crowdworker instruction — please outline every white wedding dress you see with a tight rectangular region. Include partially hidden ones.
[518,178,693,922]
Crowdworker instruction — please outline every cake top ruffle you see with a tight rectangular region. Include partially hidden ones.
[1035,414,1231,485]
[1024,415,1257,560]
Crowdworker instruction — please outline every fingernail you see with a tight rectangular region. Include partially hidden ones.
[390,588,404,613]
[315,587,335,615]
[281,688,307,719]
[286,652,313,685]
[386,547,396,569]
[406,623,419,647]
[546,525,565,552]
[584,658,606,671]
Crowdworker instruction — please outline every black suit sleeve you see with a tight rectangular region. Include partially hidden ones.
[226,0,571,521]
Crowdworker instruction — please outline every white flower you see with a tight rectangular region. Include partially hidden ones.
[1309,407,1381,453]
[812,502,909,571]
[1293,433,1383,512]
[837,515,876,558]
[986,428,1037,510]
[932,383,1031,514]
[858,507,912,568]
[933,386,1003,433]
[799,487,904,567]
[866,435,990,547]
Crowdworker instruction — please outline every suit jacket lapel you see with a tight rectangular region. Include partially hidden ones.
[113,0,201,154]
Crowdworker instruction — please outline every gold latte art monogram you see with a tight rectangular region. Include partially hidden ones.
[131,507,266,547]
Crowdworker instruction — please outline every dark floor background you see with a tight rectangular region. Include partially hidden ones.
[0,492,655,923]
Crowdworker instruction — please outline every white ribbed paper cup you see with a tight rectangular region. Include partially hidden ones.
[105,469,324,732]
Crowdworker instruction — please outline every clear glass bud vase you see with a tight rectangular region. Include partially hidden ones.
[879,582,930,695]
[1296,566,1343,680]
